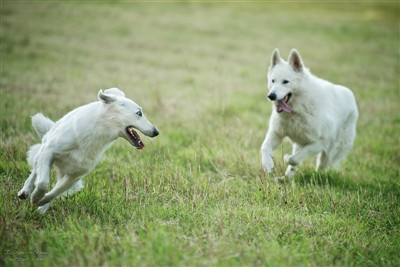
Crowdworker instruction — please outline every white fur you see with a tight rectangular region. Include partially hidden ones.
[18,88,159,213]
[261,49,358,180]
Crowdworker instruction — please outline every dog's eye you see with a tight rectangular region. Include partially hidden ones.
[282,80,289,84]
[136,111,142,117]
[271,79,275,83]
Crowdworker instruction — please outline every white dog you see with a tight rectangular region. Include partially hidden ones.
[18,88,159,213]
[261,49,358,180]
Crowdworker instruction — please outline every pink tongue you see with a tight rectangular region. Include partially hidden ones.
[277,100,292,113]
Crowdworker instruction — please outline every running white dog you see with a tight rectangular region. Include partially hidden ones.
[261,49,358,180]
[18,88,159,213]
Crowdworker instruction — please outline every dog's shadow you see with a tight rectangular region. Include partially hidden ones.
[294,169,396,194]
[296,170,357,190]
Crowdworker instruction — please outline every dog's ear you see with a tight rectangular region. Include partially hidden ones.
[288,49,303,72]
[271,48,281,67]
[104,88,125,97]
[98,89,117,104]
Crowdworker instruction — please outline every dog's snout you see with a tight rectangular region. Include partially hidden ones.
[268,92,277,101]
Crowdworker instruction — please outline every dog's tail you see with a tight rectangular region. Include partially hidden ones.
[32,113,55,138]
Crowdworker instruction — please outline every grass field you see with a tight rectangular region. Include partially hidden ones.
[1,2,399,266]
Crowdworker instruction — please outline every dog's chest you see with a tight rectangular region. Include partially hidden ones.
[278,113,318,145]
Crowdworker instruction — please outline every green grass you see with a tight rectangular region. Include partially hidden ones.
[1,2,399,266]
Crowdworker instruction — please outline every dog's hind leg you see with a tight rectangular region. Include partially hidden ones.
[325,116,357,169]
[329,144,352,169]
[19,144,41,199]
[330,127,356,169]
[31,150,54,206]
[18,171,37,200]
[36,175,82,207]
[316,151,331,170]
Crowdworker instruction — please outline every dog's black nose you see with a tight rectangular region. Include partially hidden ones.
[268,92,277,101]
[152,128,159,137]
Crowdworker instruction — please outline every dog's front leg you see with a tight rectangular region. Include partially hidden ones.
[37,175,81,207]
[283,143,299,178]
[261,130,283,173]
[284,142,323,167]
[37,202,52,214]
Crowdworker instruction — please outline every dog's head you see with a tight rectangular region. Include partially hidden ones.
[267,48,306,114]
[98,88,159,149]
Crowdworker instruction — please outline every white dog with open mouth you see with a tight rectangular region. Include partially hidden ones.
[261,49,358,180]
[18,88,159,213]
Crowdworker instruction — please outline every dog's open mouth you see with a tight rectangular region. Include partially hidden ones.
[126,126,144,149]
[276,93,292,113]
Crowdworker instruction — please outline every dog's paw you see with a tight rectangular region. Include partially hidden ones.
[37,203,51,214]
[18,189,29,200]
[31,187,47,206]
[262,156,274,173]
[285,165,297,177]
